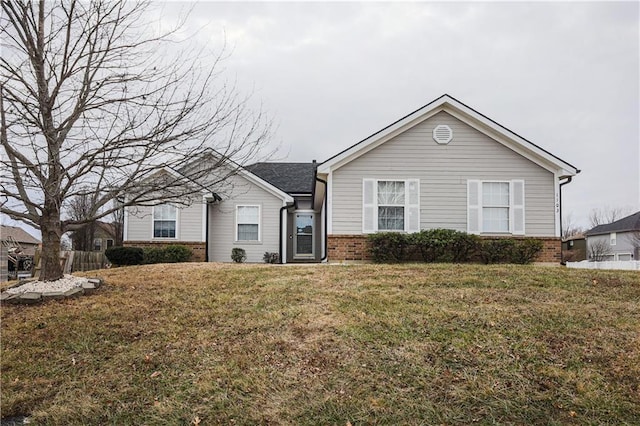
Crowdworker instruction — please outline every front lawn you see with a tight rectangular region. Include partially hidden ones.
[1,263,639,424]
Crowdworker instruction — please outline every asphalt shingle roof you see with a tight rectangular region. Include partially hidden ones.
[0,225,41,245]
[245,162,316,195]
[585,211,640,236]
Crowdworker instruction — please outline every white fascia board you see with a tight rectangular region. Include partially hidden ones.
[317,100,448,174]
[317,95,578,178]
[442,104,579,177]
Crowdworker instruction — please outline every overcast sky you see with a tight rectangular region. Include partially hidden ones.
[158,0,639,229]
[3,1,638,237]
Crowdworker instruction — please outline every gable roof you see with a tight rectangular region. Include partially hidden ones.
[1,225,41,245]
[317,94,580,178]
[245,162,316,195]
[585,211,640,236]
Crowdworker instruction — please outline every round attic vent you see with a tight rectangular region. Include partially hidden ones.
[433,124,453,144]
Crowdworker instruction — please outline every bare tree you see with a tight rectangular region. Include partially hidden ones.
[588,207,627,228]
[110,197,124,247]
[1,1,272,281]
[588,238,612,262]
[562,213,583,240]
[66,192,97,251]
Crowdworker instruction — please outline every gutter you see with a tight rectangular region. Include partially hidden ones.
[279,204,292,264]
[315,175,328,262]
[559,175,575,264]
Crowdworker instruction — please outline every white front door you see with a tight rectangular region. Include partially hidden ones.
[294,213,314,257]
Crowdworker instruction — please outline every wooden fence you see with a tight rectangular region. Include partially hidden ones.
[60,250,108,273]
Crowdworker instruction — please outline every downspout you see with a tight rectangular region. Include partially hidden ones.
[559,175,575,265]
[279,205,288,264]
[205,202,209,262]
[315,175,328,262]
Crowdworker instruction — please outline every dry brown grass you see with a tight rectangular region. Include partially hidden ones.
[1,263,639,425]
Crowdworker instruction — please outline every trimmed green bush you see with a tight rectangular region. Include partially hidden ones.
[231,248,247,263]
[105,246,144,266]
[411,229,480,263]
[510,238,543,264]
[162,245,192,263]
[368,232,410,263]
[143,245,192,264]
[479,239,515,264]
[263,252,279,264]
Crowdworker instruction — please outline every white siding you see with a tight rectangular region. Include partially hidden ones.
[331,111,556,236]
[208,173,283,263]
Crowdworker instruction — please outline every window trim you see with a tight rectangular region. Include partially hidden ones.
[235,204,261,243]
[482,181,511,234]
[468,179,525,235]
[152,204,179,240]
[362,178,420,234]
[377,180,406,232]
[610,232,617,246]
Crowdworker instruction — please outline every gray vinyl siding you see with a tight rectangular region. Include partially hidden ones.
[208,173,283,263]
[331,111,556,236]
[587,232,638,260]
[126,202,204,242]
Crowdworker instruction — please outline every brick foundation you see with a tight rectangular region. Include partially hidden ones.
[327,234,561,263]
[124,241,206,262]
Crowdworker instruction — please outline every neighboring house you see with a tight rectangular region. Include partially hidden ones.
[70,221,118,252]
[585,211,640,261]
[124,94,579,263]
[562,233,586,262]
[1,225,41,256]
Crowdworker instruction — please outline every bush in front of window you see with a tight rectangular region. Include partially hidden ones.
[263,252,279,264]
[479,238,543,264]
[143,245,192,264]
[411,229,480,263]
[368,232,411,263]
[509,238,543,264]
[105,246,144,266]
[231,248,247,263]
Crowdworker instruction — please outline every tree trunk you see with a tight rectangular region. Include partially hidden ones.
[40,208,64,281]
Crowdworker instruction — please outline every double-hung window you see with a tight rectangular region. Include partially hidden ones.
[363,179,420,233]
[153,204,177,238]
[377,181,405,231]
[482,182,510,232]
[467,180,525,235]
[236,205,260,241]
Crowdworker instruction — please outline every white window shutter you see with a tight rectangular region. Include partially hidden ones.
[362,179,375,233]
[511,180,525,235]
[406,179,420,233]
[467,180,481,234]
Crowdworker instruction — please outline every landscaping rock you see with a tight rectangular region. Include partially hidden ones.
[88,278,102,285]
[63,287,85,298]
[0,292,19,302]
[17,292,42,304]
[41,291,66,300]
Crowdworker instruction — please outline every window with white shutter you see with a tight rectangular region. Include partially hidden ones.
[362,178,420,233]
[467,180,525,235]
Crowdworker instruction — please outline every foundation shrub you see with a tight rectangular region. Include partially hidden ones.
[105,246,144,266]
[142,245,192,264]
[368,232,410,263]
[510,238,544,264]
[479,239,515,264]
[411,229,480,262]
[231,248,247,263]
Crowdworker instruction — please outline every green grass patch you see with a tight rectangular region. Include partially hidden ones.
[1,263,639,424]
